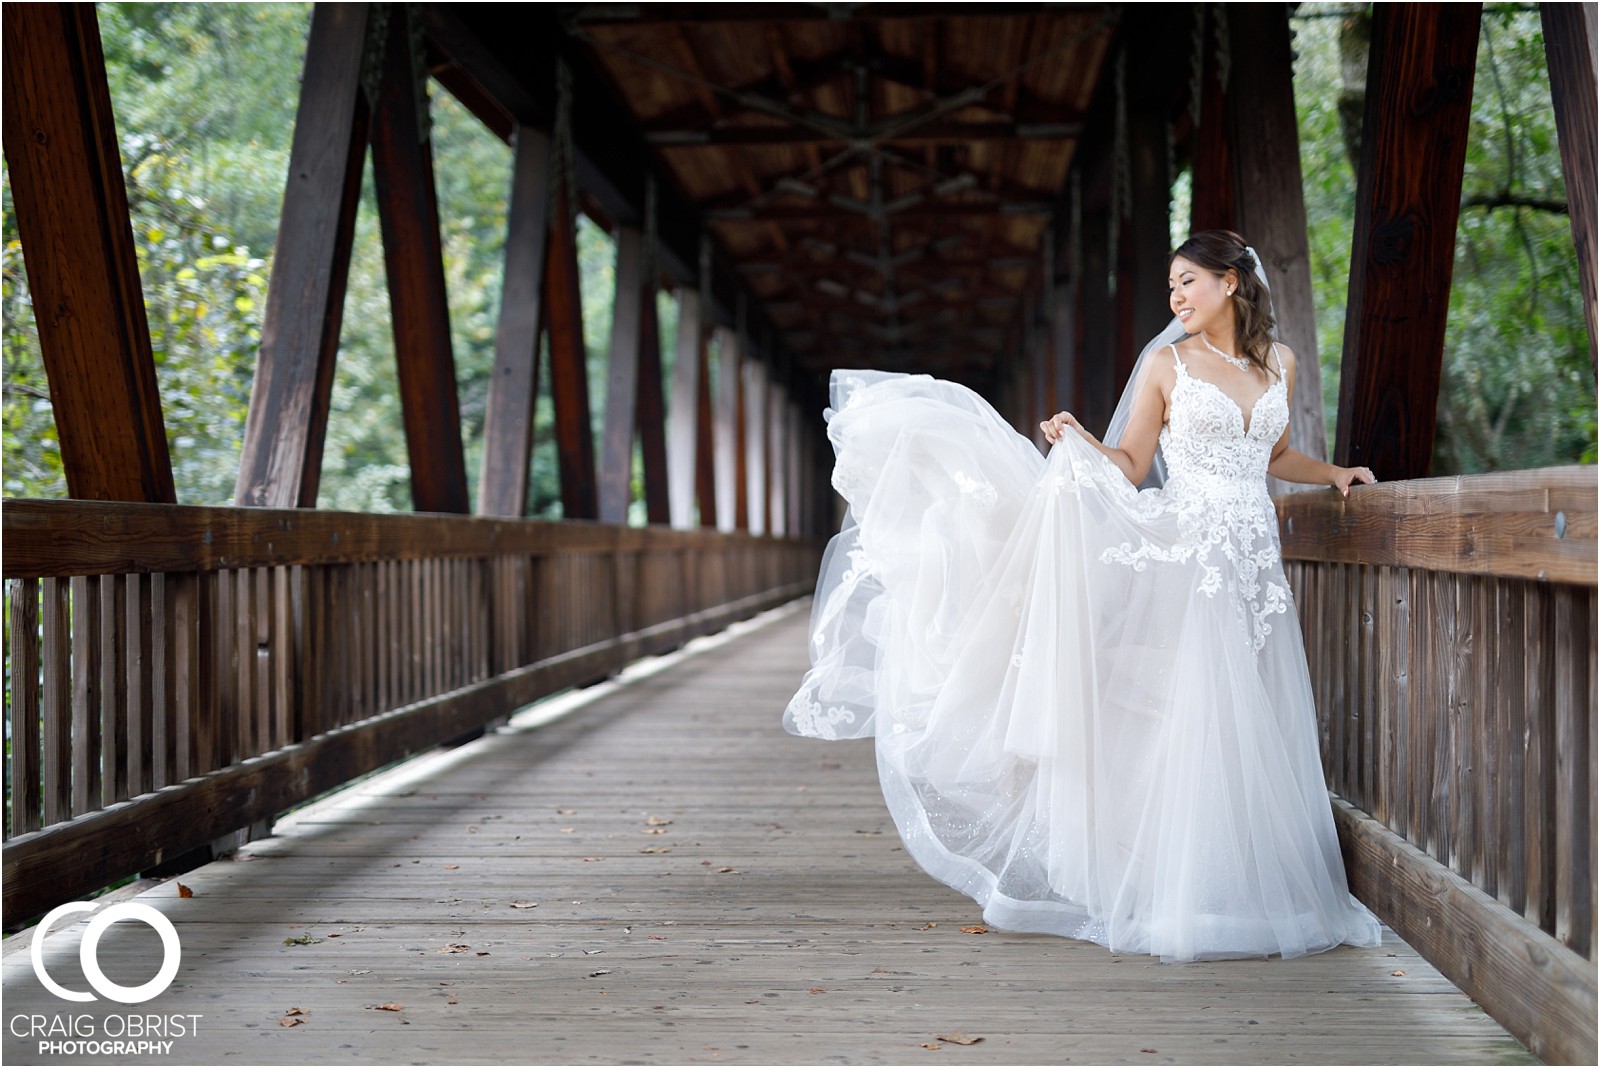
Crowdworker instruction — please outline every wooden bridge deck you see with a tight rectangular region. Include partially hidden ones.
[2,603,1534,1065]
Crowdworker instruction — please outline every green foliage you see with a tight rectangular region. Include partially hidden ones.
[1291,3,1595,472]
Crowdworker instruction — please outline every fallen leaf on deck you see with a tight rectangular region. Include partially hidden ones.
[284,1007,306,1016]
[438,944,471,954]
[643,828,669,835]
[640,847,671,854]
[808,987,826,994]
[745,999,760,1004]
[960,925,988,935]
[920,1043,942,1050]
[870,967,889,974]
[509,902,539,909]
[1140,1048,1158,1054]
[369,1003,404,1012]
[177,883,193,898]
[646,816,673,826]
[283,935,323,946]
[443,864,460,870]
[916,922,938,931]
[717,866,738,874]
[557,808,576,815]
[278,1017,302,1028]
[587,969,612,978]
[937,1031,982,1046]
[1391,970,1406,976]
[647,935,667,941]
[476,951,490,957]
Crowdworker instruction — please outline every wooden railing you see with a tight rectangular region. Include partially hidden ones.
[1278,466,1596,1066]
[2,499,822,923]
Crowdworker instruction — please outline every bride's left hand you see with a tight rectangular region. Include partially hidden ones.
[1332,466,1376,496]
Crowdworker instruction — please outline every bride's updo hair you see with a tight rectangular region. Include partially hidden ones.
[1171,230,1277,377]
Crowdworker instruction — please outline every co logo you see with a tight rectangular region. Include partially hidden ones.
[32,902,181,1004]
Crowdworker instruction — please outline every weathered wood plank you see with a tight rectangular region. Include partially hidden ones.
[234,3,376,508]
[1335,797,1595,1065]
[0,2,175,504]
[1333,3,1482,478]
[600,226,648,525]
[544,191,599,520]
[477,127,551,518]
[1276,466,1596,583]
[2,498,819,579]
[371,5,469,515]
[7,578,42,836]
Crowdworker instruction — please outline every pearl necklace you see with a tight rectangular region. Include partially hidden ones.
[1199,331,1252,372]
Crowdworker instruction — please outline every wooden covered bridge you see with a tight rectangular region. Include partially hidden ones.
[2,3,1595,1063]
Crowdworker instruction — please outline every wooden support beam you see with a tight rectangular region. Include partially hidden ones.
[1227,3,1331,473]
[636,277,671,527]
[1334,4,1482,479]
[713,328,742,533]
[743,358,767,536]
[695,321,719,530]
[1051,280,1077,418]
[543,195,599,520]
[371,6,468,514]
[769,367,788,537]
[477,127,551,517]
[1542,1,1599,370]
[1125,105,1172,384]
[667,290,703,529]
[600,227,648,524]
[1077,206,1116,436]
[1,3,174,504]
[235,3,376,508]
[1188,5,1235,233]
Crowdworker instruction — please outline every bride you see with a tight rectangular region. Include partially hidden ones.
[785,230,1383,962]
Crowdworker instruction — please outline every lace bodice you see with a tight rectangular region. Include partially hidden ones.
[1159,345,1288,496]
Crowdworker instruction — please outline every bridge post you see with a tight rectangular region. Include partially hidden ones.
[1,3,175,504]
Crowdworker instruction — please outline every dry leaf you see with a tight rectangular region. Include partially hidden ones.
[647,935,667,941]
[508,902,538,909]
[369,1003,404,1012]
[177,883,194,899]
[284,1008,306,1017]
[921,1043,942,1051]
[1140,1049,1158,1055]
[278,1017,302,1028]
[476,951,490,957]
[443,864,460,870]
[646,816,673,826]
[438,943,471,954]
[870,967,890,974]
[717,866,738,874]
[588,969,612,978]
[960,925,988,935]
[916,921,938,930]
[1391,970,1406,976]
[640,847,671,854]
[808,987,827,994]
[937,1031,982,1046]
[643,827,669,835]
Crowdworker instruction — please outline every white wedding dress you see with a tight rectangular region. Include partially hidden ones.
[785,349,1381,961]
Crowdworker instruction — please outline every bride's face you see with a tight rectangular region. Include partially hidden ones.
[1168,256,1235,336]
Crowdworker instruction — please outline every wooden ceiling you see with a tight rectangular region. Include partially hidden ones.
[565,5,1117,376]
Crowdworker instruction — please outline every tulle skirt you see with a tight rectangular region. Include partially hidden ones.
[785,371,1381,961]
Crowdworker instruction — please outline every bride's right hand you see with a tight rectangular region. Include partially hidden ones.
[1040,411,1082,444]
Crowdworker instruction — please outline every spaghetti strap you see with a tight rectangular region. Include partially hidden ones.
[1169,343,1184,371]
[1271,341,1285,376]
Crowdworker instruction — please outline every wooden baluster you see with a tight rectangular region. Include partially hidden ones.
[8,578,42,835]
